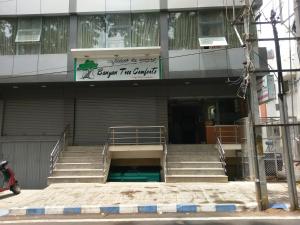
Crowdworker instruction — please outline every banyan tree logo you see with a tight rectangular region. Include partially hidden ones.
[77,60,98,79]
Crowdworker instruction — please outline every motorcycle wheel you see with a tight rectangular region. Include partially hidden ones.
[10,183,21,195]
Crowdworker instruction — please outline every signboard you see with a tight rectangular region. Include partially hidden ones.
[257,75,276,104]
[75,57,160,81]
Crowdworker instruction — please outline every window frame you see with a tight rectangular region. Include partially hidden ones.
[15,18,42,43]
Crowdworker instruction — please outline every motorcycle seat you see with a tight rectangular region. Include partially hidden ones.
[0,161,8,169]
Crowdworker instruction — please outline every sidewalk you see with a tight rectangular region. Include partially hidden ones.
[0,182,299,216]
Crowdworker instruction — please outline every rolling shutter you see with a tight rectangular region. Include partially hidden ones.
[75,97,167,145]
[3,99,64,136]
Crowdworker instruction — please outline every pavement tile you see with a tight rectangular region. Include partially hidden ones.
[0,182,299,213]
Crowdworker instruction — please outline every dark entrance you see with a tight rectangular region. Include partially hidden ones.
[168,98,246,144]
[168,99,209,144]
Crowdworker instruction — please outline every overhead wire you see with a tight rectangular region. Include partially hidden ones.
[235,2,254,99]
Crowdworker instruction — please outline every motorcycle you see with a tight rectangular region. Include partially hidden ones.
[0,161,20,195]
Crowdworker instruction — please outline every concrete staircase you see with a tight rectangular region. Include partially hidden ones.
[166,144,228,182]
[47,146,104,184]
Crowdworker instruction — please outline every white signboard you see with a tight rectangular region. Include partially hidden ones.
[75,57,160,81]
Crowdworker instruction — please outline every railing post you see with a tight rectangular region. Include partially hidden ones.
[136,128,138,145]
[112,128,115,145]
[63,133,66,150]
[234,126,237,144]
[50,155,54,175]
[159,127,162,144]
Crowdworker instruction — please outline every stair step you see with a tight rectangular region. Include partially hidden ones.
[167,152,219,156]
[167,162,223,168]
[56,163,103,169]
[167,168,225,175]
[61,152,101,157]
[166,175,228,183]
[52,169,103,176]
[167,156,219,161]
[66,146,102,152]
[47,176,104,184]
[64,149,102,152]
[59,157,102,163]
[168,145,216,151]
[48,145,106,185]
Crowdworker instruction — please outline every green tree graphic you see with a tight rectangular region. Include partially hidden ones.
[78,60,98,79]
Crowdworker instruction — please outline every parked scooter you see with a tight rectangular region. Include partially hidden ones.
[0,161,20,194]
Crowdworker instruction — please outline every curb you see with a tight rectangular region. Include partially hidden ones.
[2,202,290,216]
[6,203,257,216]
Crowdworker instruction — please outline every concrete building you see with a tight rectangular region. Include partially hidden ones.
[0,0,266,188]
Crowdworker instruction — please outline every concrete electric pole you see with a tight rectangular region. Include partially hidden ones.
[244,0,269,210]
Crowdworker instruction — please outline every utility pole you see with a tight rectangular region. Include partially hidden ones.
[295,0,300,61]
[244,0,269,210]
[270,10,299,210]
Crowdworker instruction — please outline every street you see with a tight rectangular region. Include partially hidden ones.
[1,213,300,225]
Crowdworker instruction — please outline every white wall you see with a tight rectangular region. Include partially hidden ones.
[131,0,160,12]
[106,0,131,12]
[0,0,245,15]
[0,0,69,15]
[168,0,198,9]
[0,0,16,15]
[76,0,106,13]
[168,0,245,10]
[76,0,160,13]
[17,0,40,15]
[41,0,69,14]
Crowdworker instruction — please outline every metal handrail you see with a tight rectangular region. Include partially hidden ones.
[108,126,166,145]
[109,126,165,129]
[49,125,70,175]
[216,137,227,174]
[102,142,111,182]
[163,142,168,182]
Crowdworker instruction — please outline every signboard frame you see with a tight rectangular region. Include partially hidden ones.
[74,56,161,82]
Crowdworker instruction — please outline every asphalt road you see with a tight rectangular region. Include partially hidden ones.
[1,213,300,225]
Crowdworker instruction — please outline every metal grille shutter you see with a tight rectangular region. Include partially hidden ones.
[3,99,64,136]
[75,97,167,145]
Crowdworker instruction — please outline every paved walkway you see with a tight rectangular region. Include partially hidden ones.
[0,182,299,216]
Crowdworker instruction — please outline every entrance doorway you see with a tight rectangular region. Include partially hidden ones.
[168,99,211,144]
[168,98,245,144]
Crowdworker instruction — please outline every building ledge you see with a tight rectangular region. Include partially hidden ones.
[71,47,161,59]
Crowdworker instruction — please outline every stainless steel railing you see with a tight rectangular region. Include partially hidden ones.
[102,141,111,182]
[108,126,166,145]
[163,142,168,182]
[216,137,227,174]
[49,124,70,175]
[102,126,167,182]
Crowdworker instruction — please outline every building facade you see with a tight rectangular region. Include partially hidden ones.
[0,0,266,188]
